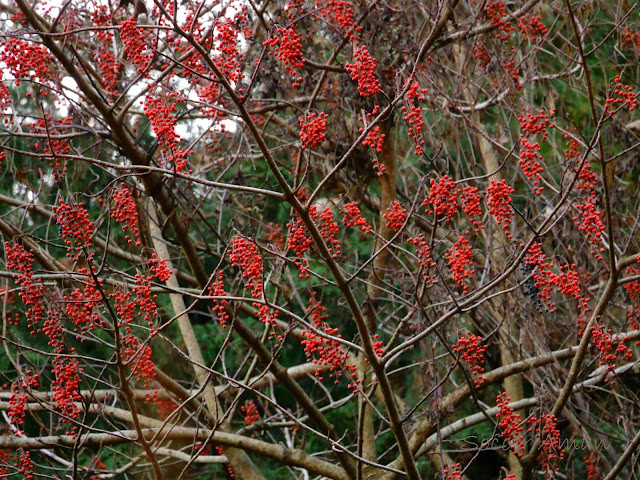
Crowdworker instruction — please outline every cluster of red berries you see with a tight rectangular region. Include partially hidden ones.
[519,139,544,195]
[6,242,46,333]
[315,1,359,38]
[502,48,522,89]
[383,201,407,232]
[17,450,34,480]
[120,18,153,73]
[229,236,275,325]
[62,272,102,338]
[496,392,525,457]
[590,325,633,382]
[563,131,582,161]
[359,105,386,155]
[517,109,553,195]
[318,206,341,256]
[453,333,487,387]
[8,372,39,435]
[342,201,372,234]
[579,204,606,244]
[144,94,191,172]
[443,463,462,480]
[264,27,305,85]
[31,116,73,184]
[460,185,484,233]
[51,356,83,434]
[622,28,640,55]
[134,275,158,328]
[209,271,230,328]
[486,0,514,40]
[534,260,589,318]
[214,10,247,84]
[529,413,564,473]
[111,285,135,330]
[112,185,141,246]
[473,41,492,70]
[520,109,554,139]
[230,236,264,300]
[0,449,10,476]
[299,111,328,149]
[423,175,459,221]
[486,179,514,238]
[346,45,380,97]
[402,82,427,156]
[573,162,605,259]
[53,198,95,256]
[446,236,475,294]
[518,13,548,40]
[122,334,156,388]
[300,295,356,385]
[287,217,313,278]
[148,252,172,282]
[407,234,436,273]
[241,400,260,426]
[91,6,119,92]
[584,452,599,480]
[606,75,637,113]
[0,36,54,89]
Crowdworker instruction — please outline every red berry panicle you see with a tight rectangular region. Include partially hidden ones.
[518,13,548,40]
[144,94,191,172]
[342,201,372,234]
[120,18,154,73]
[402,82,426,156]
[496,392,525,457]
[518,109,553,195]
[590,324,633,382]
[51,356,83,434]
[359,106,386,175]
[91,5,119,93]
[446,236,475,294]
[8,371,39,435]
[148,252,172,282]
[0,35,54,90]
[287,216,313,278]
[214,8,247,84]
[301,294,357,386]
[209,271,230,328]
[241,401,260,426]
[573,161,605,259]
[529,413,564,474]
[318,207,341,256]
[53,198,95,257]
[345,45,380,97]
[229,236,275,325]
[264,26,305,84]
[5,242,45,333]
[460,185,484,233]
[423,175,459,221]
[383,201,407,232]
[453,333,487,387]
[299,111,328,149]
[407,234,436,275]
[606,75,637,113]
[487,179,515,238]
[111,184,141,246]
[316,0,359,37]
